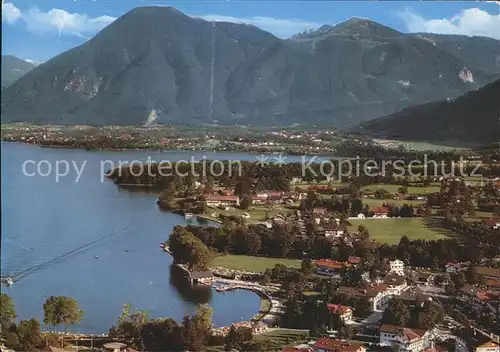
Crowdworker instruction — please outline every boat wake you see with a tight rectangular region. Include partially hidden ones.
[2,227,129,285]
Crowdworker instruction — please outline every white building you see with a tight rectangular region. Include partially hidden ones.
[476,342,500,352]
[326,304,353,323]
[205,195,240,207]
[379,325,432,352]
[456,336,500,352]
[383,274,409,296]
[389,259,405,276]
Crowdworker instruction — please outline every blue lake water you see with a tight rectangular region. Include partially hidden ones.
[1,142,324,333]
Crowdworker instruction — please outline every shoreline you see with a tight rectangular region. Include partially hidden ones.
[0,140,338,157]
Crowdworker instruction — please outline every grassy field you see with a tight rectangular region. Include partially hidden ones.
[361,184,440,195]
[202,204,295,224]
[378,139,471,151]
[348,218,456,245]
[206,329,309,352]
[464,211,494,223]
[212,255,302,272]
[251,329,309,348]
[293,182,350,190]
[361,198,426,208]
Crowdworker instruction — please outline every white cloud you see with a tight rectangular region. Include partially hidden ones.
[399,7,500,40]
[22,8,116,37]
[2,2,116,37]
[2,1,22,24]
[198,14,321,38]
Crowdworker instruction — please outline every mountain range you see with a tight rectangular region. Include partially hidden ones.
[1,7,500,127]
[1,55,35,89]
[359,78,500,144]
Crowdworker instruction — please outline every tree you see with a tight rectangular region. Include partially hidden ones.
[225,325,249,351]
[239,195,252,210]
[301,258,314,277]
[169,226,214,270]
[109,304,149,350]
[43,296,83,333]
[353,297,372,317]
[141,318,184,351]
[350,198,363,216]
[444,281,456,295]
[0,293,16,334]
[382,298,410,326]
[398,186,408,195]
[16,318,44,351]
[450,272,466,289]
[183,304,213,351]
[465,265,479,285]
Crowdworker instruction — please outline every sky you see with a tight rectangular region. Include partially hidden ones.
[2,0,499,62]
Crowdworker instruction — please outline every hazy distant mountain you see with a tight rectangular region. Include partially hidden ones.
[359,79,500,143]
[1,9,499,126]
[1,55,35,89]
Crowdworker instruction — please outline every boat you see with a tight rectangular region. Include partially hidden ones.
[184,212,194,219]
[1,277,14,286]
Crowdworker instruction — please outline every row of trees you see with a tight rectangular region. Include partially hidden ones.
[108,303,265,351]
[0,294,83,351]
[382,297,445,330]
[173,220,495,273]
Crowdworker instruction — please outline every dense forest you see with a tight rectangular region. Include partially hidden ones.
[360,79,500,143]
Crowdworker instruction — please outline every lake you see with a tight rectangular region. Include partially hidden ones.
[0,142,320,333]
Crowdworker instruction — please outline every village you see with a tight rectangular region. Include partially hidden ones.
[154,171,500,352]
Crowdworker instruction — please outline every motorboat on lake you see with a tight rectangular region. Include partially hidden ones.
[1,277,14,286]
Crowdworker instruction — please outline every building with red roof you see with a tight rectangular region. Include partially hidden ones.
[312,338,366,352]
[327,304,353,322]
[372,206,390,218]
[204,195,240,207]
[314,259,349,277]
[379,325,432,352]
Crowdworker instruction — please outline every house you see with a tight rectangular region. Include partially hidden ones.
[475,342,500,352]
[347,256,362,266]
[313,207,330,224]
[455,328,500,352]
[252,194,268,204]
[486,279,500,289]
[282,346,313,352]
[338,285,389,312]
[483,219,500,230]
[102,342,138,352]
[315,259,349,278]
[324,224,345,238]
[379,325,432,352]
[383,274,408,295]
[187,270,214,286]
[458,284,491,311]
[389,259,405,276]
[399,289,431,305]
[267,191,283,203]
[251,322,267,334]
[473,266,500,281]
[312,338,366,352]
[372,206,390,218]
[308,185,333,193]
[205,195,240,207]
[327,304,353,322]
[283,191,300,200]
